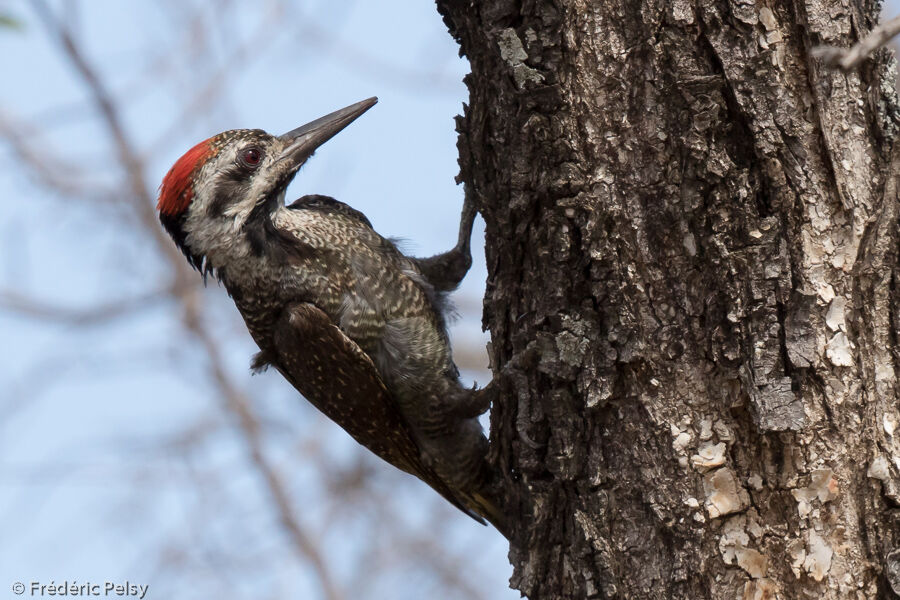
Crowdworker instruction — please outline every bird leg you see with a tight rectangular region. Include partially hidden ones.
[447,341,543,418]
[415,196,477,291]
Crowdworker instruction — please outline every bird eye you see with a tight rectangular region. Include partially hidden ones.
[240,147,262,168]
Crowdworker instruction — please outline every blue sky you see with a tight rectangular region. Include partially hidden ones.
[0,2,508,599]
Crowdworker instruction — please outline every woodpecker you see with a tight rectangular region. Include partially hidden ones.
[156,98,506,534]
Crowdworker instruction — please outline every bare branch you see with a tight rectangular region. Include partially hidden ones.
[29,0,188,274]
[27,4,344,598]
[294,14,462,94]
[5,3,499,596]
[0,289,165,325]
[143,2,287,158]
[187,323,345,600]
[813,14,900,71]
[0,112,115,202]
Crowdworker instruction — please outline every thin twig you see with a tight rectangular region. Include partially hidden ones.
[28,3,343,599]
[143,2,287,158]
[295,14,462,94]
[813,14,900,71]
[189,323,344,600]
[0,113,115,202]
[0,289,165,325]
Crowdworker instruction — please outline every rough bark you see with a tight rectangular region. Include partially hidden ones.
[435,0,900,598]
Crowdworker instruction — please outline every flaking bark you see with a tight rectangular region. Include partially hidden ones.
[436,0,900,597]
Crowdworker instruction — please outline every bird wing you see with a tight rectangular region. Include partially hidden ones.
[264,301,486,524]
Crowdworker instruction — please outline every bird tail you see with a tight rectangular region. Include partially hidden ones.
[459,487,511,540]
[413,466,510,539]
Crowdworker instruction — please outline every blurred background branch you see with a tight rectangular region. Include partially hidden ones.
[0,1,504,599]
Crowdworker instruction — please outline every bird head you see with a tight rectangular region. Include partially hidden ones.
[157,97,377,272]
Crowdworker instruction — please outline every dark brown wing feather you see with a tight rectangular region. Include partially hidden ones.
[267,302,485,524]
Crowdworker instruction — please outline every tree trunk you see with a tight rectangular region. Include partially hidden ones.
[436,0,900,597]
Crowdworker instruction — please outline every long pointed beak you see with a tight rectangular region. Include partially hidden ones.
[277,97,377,166]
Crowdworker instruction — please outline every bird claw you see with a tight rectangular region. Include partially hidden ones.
[448,379,497,418]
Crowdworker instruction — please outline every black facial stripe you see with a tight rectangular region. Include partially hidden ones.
[208,164,252,217]
[243,192,278,256]
[159,211,204,271]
